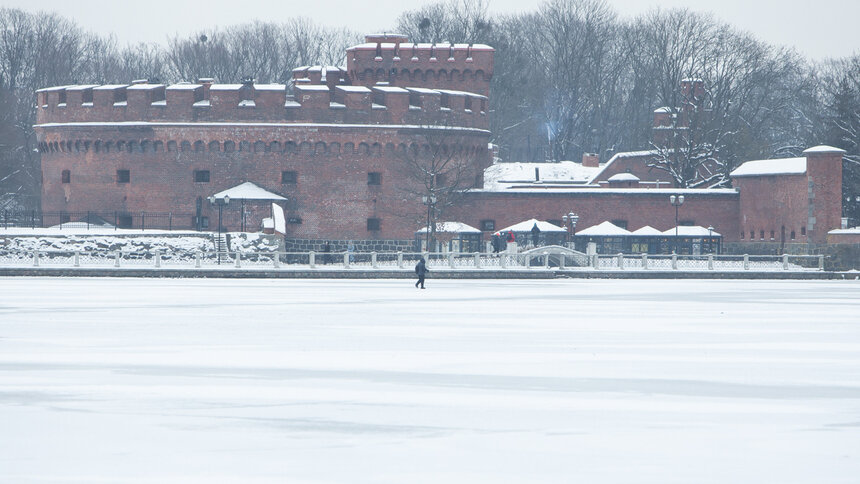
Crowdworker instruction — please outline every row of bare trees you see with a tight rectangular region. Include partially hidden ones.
[1,1,858,222]
[395,0,859,221]
[0,9,359,209]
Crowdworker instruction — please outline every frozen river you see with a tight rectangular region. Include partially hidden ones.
[1,277,859,483]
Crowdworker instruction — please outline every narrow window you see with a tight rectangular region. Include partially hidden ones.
[801,226,806,236]
[790,230,796,240]
[740,231,744,240]
[770,230,775,240]
[367,218,381,231]
[750,231,754,240]
[282,171,297,184]
[367,172,382,185]
[194,216,210,229]
[61,170,70,184]
[193,170,210,183]
[760,230,765,240]
[117,169,130,183]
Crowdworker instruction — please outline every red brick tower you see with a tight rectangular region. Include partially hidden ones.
[804,145,845,244]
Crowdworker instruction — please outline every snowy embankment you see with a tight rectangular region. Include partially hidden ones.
[0,229,279,254]
[0,278,858,483]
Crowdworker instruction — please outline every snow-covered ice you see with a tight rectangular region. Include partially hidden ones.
[1,278,859,483]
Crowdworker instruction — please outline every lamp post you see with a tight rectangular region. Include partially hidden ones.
[707,225,714,254]
[422,194,437,252]
[208,194,230,264]
[562,211,579,248]
[669,194,684,253]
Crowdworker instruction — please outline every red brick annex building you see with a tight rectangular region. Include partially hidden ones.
[35,34,845,252]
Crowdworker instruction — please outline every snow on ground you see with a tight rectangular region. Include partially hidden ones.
[1,278,859,483]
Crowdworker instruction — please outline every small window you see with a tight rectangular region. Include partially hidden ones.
[288,217,302,224]
[611,219,628,230]
[679,220,695,226]
[760,230,765,240]
[61,170,70,184]
[117,214,133,228]
[740,231,745,240]
[770,230,775,240]
[194,170,210,183]
[480,219,495,231]
[790,230,796,240]
[368,172,382,185]
[282,171,297,184]
[367,218,381,231]
[117,169,130,183]
[750,231,754,240]
[801,226,806,236]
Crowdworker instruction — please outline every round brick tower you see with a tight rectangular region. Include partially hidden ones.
[34,35,494,248]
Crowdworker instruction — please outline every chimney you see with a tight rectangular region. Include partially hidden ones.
[582,153,599,168]
[198,77,214,100]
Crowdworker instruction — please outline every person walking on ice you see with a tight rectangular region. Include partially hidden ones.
[415,257,429,289]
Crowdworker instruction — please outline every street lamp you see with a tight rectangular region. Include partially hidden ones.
[707,225,714,254]
[422,194,437,252]
[669,194,684,253]
[562,211,579,248]
[208,194,230,264]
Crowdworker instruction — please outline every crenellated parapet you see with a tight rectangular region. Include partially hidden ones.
[36,79,488,129]
[346,34,494,97]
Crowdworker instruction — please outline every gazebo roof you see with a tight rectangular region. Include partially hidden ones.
[416,221,482,234]
[577,221,632,236]
[663,225,721,237]
[497,219,566,233]
[212,182,287,201]
[630,225,663,236]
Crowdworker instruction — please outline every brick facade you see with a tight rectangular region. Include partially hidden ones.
[33,35,846,250]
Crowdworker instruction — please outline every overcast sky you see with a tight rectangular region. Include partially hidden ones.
[5,0,858,60]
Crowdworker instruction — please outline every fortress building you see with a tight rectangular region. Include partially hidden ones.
[35,34,494,250]
[35,34,846,252]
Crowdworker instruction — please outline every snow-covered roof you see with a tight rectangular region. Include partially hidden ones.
[730,157,806,177]
[663,225,721,237]
[576,221,632,236]
[254,84,286,91]
[630,225,663,236]
[607,173,640,182]
[406,87,441,95]
[127,84,165,91]
[415,222,481,234]
[497,219,566,233]
[336,86,371,93]
[483,161,601,190]
[587,150,657,184]
[212,182,287,201]
[803,145,846,155]
[373,86,409,93]
[828,227,860,235]
[65,85,101,91]
[166,83,202,90]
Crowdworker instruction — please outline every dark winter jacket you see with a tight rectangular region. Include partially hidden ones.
[415,259,428,276]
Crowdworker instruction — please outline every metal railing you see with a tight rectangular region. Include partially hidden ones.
[0,249,827,271]
[0,210,196,231]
